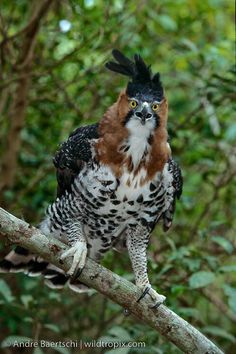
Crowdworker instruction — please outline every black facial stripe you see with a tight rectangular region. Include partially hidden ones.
[148,135,153,145]
[123,110,133,125]
[154,113,160,128]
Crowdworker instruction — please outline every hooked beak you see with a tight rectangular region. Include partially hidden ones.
[140,117,146,125]
[135,107,153,125]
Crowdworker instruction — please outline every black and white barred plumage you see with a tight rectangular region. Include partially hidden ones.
[0,50,183,306]
[43,128,182,254]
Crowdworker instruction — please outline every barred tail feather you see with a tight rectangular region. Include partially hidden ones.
[0,246,34,273]
[0,247,90,293]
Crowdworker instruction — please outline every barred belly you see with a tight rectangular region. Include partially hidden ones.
[41,162,174,260]
[75,165,172,259]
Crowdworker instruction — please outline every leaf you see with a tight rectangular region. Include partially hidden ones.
[202,326,235,343]
[1,336,32,348]
[171,285,187,295]
[222,285,236,297]
[184,258,201,272]
[204,256,219,270]
[219,265,236,273]
[228,297,236,314]
[189,271,216,289]
[84,0,95,9]
[54,39,76,60]
[48,292,62,301]
[180,38,198,52]
[225,122,236,141]
[20,294,33,308]
[23,317,33,323]
[108,326,131,341]
[0,279,14,303]
[222,285,236,313]
[169,246,191,260]
[158,15,177,31]
[158,264,173,275]
[212,236,234,254]
[44,324,60,333]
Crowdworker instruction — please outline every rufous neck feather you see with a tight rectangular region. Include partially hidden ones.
[96,91,170,180]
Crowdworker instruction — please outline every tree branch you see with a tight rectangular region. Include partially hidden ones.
[0,207,223,354]
[0,0,53,202]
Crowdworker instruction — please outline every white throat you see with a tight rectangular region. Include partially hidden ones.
[125,118,154,168]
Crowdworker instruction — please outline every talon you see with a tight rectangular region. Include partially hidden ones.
[60,241,87,277]
[149,301,163,309]
[137,285,151,303]
[137,284,166,308]
[71,267,84,281]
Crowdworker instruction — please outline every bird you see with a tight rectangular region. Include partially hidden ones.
[0,50,182,308]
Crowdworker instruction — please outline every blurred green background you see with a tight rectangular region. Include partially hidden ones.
[0,0,235,353]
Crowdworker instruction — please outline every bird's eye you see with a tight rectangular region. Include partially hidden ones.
[129,100,137,109]
[152,103,159,111]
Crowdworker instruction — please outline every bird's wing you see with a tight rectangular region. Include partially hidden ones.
[53,123,99,197]
[162,158,183,231]
[169,158,183,200]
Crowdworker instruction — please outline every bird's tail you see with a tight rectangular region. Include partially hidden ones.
[0,246,90,293]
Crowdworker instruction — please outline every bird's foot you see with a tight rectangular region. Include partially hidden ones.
[137,284,166,309]
[60,241,87,278]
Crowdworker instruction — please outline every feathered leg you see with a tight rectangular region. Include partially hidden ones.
[126,225,166,308]
[60,220,87,277]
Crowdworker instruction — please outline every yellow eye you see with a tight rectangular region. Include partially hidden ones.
[152,103,159,111]
[129,100,137,109]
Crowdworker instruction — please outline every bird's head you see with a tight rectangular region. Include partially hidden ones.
[105,49,166,133]
[97,50,169,178]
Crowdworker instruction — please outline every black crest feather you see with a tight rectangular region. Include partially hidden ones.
[105,50,135,77]
[105,49,163,100]
[133,54,151,83]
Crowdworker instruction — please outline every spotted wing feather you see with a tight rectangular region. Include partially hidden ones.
[162,158,183,231]
[53,123,99,197]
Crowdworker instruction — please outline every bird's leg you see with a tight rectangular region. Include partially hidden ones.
[126,226,166,308]
[60,221,87,278]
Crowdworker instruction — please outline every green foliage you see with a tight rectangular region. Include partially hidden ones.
[0,279,15,303]
[189,271,216,289]
[0,0,235,353]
